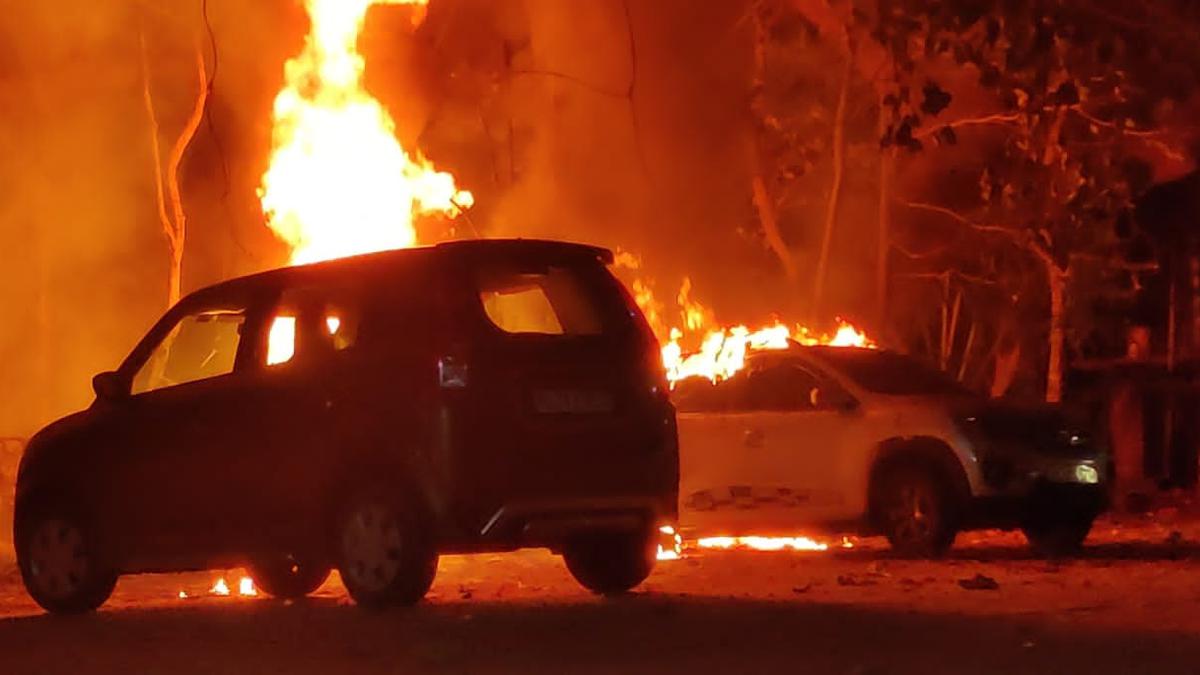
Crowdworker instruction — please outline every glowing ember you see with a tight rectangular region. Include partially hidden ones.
[259,0,472,266]
[210,578,230,596]
[238,577,258,597]
[656,525,684,561]
[696,536,830,552]
[177,590,188,600]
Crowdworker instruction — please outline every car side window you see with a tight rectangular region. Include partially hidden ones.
[742,363,853,412]
[265,288,361,367]
[130,309,247,394]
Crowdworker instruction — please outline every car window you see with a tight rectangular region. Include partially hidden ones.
[131,310,246,394]
[741,362,856,412]
[813,349,968,396]
[743,364,825,411]
[266,289,361,367]
[477,265,604,336]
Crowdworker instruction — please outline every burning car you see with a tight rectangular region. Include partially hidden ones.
[13,239,678,613]
[674,345,1106,557]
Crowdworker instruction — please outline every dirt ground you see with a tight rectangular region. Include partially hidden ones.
[2,517,1200,674]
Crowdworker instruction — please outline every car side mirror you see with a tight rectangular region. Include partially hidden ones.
[823,387,859,414]
[92,371,128,401]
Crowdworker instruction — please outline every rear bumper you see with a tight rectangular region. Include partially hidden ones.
[471,495,675,550]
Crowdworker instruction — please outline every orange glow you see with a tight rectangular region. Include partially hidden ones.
[267,316,297,365]
[656,525,683,561]
[259,0,471,266]
[696,536,829,552]
[238,577,258,597]
[177,590,188,600]
[210,578,230,596]
[661,320,874,386]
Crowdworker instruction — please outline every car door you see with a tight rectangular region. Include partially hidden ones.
[738,361,861,525]
[100,297,263,564]
[230,284,362,552]
[675,376,776,536]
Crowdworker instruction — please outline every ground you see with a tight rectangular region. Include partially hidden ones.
[3,517,1200,674]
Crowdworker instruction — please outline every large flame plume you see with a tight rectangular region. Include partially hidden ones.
[259,0,472,266]
[615,253,875,387]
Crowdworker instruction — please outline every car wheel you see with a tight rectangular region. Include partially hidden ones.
[877,465,958,557]
[1022,512,1094,557]
[563,530,656,596]
[249,555,332,600]
[335,492,438,609]
[16,509,117,614]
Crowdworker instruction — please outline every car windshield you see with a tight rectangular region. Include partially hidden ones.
[813,349,970,397]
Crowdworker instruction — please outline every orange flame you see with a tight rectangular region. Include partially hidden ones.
[259,0,472,266]
[661,320,874,386]
[696,536,829,552]
[238,577,258,597]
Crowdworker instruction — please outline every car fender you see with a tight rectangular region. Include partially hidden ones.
[866,436,972,526]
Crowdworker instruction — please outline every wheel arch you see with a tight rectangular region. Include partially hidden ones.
[867,436,971,530]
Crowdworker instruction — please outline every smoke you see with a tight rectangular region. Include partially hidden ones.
[0,1,298,435]
[0,0,878,437]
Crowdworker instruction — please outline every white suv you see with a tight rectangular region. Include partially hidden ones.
[674,346,1106,556]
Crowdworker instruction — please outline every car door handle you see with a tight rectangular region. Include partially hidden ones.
[743,428,764,448]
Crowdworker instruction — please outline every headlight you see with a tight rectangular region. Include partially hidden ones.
[1074,464,1099,485]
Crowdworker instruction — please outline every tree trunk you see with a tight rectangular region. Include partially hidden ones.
[991,337,1020,399]
[139,25,208,310]
[1046,266,1066,403]
[751,171,797,282]
[812,48,854,316]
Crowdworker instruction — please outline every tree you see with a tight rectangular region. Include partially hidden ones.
[138,6,209,309]
[863,0,1196,401]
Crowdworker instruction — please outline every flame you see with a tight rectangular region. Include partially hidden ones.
[238,577,258,597]
[662,320,874,386]
[259,0,472,266]
[267,316,297,365]
[210,578,230,596]
[656,525,684,561]
[696,536,829,552]
[178,590,189,600]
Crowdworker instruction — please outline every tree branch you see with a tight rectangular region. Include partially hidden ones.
[138,25,174,253]
[164,40,209,247]
[914,113,1021,139]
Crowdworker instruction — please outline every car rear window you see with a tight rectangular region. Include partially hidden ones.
[477,265,606,336]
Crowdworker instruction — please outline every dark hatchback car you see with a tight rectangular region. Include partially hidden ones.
[14,239,678,613]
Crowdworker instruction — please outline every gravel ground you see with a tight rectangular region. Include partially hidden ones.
[2,518,1200,674]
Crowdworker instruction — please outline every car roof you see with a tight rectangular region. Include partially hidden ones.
[181,238,614,307]
[746,344,879,366]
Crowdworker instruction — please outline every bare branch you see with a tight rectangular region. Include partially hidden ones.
[139,25,174,253]
[164,41,209,246]
[891,240,950,260]
[914,113,1021,139]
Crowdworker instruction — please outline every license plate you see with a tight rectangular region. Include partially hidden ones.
[532,389,614,414]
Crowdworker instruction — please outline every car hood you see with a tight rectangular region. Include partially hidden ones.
[959,401,1099,459]
[17,409,96,482]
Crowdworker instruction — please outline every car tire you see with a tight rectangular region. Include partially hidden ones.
[334,490,438,609]
[876,464,959,558]
[563,530,656,596]
[249,555,332,600]
[15,507,117,614]
[1022,512,1094,557]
